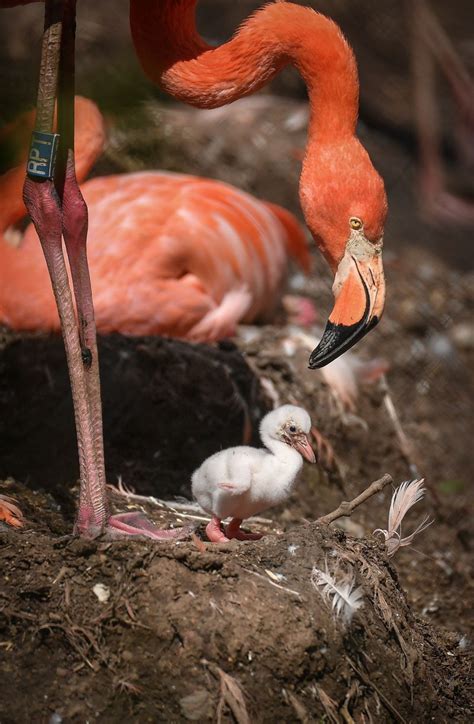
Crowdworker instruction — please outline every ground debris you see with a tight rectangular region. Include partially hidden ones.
[0,507,471,722]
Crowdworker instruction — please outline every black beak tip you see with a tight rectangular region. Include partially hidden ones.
[308,320,342,369]
[308,315,380,369]
[308,354,326,370]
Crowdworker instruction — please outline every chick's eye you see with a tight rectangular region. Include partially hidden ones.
[289,425,297,433]
[349,216,363,230]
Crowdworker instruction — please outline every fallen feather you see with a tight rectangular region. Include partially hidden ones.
[265,569,286,582]
[374,479,433,556]
[311,563,363,624]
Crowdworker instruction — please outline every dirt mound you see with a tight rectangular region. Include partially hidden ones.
[0,316,472,720]
[0,481,471,723]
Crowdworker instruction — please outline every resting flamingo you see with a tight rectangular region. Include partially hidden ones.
[0,97,311,340]
[0,0,387,539]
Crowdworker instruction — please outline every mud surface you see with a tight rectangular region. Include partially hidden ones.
[0,485,472,724]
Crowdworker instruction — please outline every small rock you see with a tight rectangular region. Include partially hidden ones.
[451,323,474,350]
[92,583,110,603]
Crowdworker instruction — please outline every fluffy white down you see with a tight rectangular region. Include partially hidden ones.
[192,405,311,520]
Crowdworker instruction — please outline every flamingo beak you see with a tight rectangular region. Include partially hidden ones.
[293,434,316,463]
[309,237,385,368]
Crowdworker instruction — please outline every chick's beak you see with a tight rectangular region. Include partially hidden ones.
[293,434,316,463]
[309,240,385,368]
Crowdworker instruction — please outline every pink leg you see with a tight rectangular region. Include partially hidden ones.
[23,0,188,542]
[23,176,108,536]
[226,518,263,541]
[58,140,185,540]
[107,512,193,541]
[206,516,230,543]
[59,154,109,535]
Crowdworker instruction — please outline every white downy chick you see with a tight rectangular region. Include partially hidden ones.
[192,405,315,542]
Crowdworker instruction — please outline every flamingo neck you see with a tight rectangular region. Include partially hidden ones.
[261,433,302,468]
[130,1,359,142]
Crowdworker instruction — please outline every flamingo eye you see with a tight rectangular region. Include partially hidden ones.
[349,216,363,230]
[289,424,297,433]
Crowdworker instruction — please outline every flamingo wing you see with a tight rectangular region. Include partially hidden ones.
[0,171,309,339]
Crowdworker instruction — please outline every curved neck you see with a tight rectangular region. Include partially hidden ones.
[130,1,359,142]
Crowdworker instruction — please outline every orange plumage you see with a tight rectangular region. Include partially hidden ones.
[0,97,310,340]
[0,494,24,528]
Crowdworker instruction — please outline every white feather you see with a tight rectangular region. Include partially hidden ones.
[311,564,364,624]
[374,479,433,556]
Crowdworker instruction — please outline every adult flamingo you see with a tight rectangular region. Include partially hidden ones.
[0,98,310,339]
[1,1,387,539]
[130,0,388,368]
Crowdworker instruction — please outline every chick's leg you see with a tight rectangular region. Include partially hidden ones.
[226,518,262,541]
[205,516,230,543]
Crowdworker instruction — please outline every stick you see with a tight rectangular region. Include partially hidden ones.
[346,656,407,724]
[316,474,393,525]
[108,481,274,525]
[379,376,420,478]
[379,376,442,507]
[245,569,302,598]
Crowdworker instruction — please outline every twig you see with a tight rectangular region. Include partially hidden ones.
[107,482,210,522]
[346,656,407,724]
[245,569,302,598]
[379,376,442,507]
[108,480,274,525]
[379,376,420,478]
[0,607,36,622]
[202,660,250,724]
[317,474,393,525]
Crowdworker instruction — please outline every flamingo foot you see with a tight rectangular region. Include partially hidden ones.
[226,517,263,541]
[106,512,194,541]
[205,516,230,543]
[0,495,25,529]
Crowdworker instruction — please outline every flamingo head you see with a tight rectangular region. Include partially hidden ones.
[300,137,387,368]
[261,405,316,463]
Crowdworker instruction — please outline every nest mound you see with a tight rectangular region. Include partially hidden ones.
[0,329,472,722]
[0,486,470,723]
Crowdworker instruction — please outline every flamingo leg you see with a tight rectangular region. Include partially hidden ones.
[53,0,108,535]
[23,0,186,541]
[225,518,262,541]
[205,516,230,543]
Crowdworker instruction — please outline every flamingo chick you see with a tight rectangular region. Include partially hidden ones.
[192,405,315,543]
